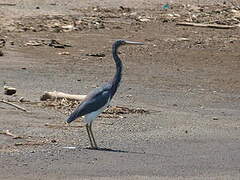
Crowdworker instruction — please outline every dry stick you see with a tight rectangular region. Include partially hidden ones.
[0,130,22,139]
[40,91,86,101]
[176,22,238,29]
[0,100,29,112]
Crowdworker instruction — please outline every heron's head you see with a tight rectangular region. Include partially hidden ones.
[115,40,144,47]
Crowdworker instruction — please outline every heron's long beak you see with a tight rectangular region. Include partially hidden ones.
[125,41,144,45]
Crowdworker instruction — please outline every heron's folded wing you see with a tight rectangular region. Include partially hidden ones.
[66,87,110,123]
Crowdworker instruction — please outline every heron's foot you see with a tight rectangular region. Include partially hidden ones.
[87,146,99,150]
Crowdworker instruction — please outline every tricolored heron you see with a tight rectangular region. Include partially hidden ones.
[66,40,143,149]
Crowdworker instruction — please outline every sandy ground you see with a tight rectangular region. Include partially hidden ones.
[0,0,240,179]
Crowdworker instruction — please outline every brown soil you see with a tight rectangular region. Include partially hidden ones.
[0,1,240,179]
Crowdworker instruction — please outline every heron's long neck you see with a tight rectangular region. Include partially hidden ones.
[111,45,122,98]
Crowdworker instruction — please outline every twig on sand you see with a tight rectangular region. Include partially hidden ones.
[0,100,29,112]
[176,22,238,29]
[0,130,22,139]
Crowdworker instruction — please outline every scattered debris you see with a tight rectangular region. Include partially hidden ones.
[38,99,78,113]
[25,39,71,48]
[0,100,28,112]
[104,106,149,115]
[86,53,105,57]
[38,97,149,118]
[176,22,238,29]
[2,5,239,34]
[40,91,86,101]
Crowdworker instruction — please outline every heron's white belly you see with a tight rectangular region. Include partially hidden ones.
[84,100,110,124]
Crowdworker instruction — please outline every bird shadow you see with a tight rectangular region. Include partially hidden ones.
[85,147,129,153]
[84,147,156,156]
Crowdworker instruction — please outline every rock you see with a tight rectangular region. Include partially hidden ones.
[4,85,16,95]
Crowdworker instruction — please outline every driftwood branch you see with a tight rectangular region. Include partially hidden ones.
[40,91,86,101]
[176,22,238,29]
[0,100,28,112]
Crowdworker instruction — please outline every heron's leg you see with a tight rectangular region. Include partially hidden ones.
[86,124,94,148]
[89,122,98,149]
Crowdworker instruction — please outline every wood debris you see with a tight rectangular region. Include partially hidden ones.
[104,105,149,115]
[39,98,149,118]
[0,130,22,139]
[25,39,71,48]
[40,91,86,101]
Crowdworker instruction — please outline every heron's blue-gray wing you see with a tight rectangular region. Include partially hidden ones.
[66,86,111,123]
